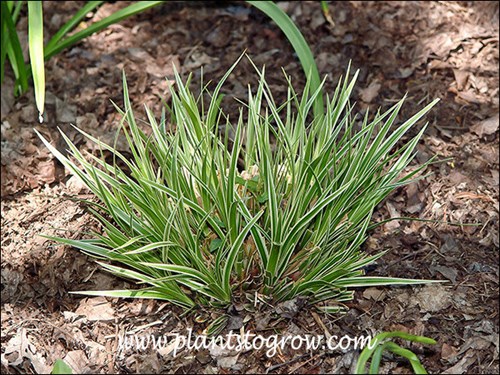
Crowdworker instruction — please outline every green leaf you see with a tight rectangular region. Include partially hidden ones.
[0,2,11,84]
[354,331,436,374]
[1,1,28,93]
[44,1,163,60]
[333,276,445,288]
[45,1,104,52]
[51,359,72,374]
[209,238,223,252]
[205,315,229,336]
[247,1,323,117]
[70,289,195,308]
[27,1,45,118]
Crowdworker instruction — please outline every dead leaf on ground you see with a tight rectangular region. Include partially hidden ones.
[441,342,459,363]
[453,69,469,90]
[359,81,382,103]
[429,265,458,283]
[471,115,499,137]
[443,349,476,374]
[362,288,386,301]
[75,297,115,321]
[413,284,452,313]
[64,350,90,374]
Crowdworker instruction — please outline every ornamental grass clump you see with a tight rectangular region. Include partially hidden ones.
[38,59,439,312]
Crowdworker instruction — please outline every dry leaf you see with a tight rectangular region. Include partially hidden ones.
[359,81,381,103]
[471,115,499,137]
[64,350,89,374]
[453,69,469,90]
[414,284,452,312]
[362,288,386,301]
[441,342,459,362]
[75,297,115,321]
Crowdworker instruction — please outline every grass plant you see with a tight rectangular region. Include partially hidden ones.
[37,57,440,311]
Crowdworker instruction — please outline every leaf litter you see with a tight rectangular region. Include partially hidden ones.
[1,1,498,373]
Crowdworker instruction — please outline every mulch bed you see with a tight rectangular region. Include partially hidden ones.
[1,1,498,373]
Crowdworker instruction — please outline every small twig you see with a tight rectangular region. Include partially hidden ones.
[311,310,332,340]
[289,353,323,373]
[266,353,311,373]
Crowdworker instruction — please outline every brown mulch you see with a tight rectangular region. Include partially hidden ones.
[1,1,498,374]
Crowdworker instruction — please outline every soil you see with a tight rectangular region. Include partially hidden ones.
[1,1,498,374]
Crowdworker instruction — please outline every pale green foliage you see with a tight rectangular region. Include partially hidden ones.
[37,57,439,310]
[355,331,436,374]
[51,359,72,374]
